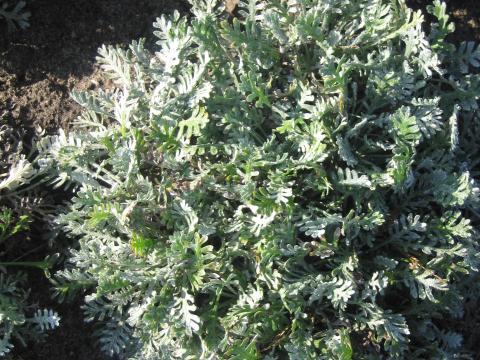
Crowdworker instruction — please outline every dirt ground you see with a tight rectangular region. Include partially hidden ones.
[407,0,480,42]
[0,0,190,135]
[0,0,479,359]
[447,0,480,42]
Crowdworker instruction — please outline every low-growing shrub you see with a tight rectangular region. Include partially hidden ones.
[0,121,59,357]
[39,0,480,358]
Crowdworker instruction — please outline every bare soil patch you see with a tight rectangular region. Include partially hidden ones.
[0,0,190,135]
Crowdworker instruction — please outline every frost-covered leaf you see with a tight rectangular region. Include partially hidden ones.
[30,308,60,331]
[0,158,36,191]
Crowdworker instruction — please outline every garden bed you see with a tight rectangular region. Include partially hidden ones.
[0,0,479,359]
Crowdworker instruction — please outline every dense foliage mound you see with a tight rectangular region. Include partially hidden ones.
[38,0,480,358]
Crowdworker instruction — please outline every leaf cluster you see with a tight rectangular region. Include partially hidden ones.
[0,120,59,357]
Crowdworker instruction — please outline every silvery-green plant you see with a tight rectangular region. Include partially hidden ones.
[39,0,480,358]
[0,121,59,357]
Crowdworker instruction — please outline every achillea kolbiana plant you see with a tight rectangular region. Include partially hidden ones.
[38,0,480,358]
[0,122,59,357]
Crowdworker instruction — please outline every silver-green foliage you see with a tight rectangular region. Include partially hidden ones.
[0,270,60,357]
[39,0,480,358]
[0,122,59,357]
[0,1,29,31]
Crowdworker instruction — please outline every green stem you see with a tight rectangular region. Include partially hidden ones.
[0,260,51,270]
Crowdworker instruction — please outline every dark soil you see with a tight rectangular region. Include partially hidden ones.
[408,0,480,42]
[447,0,480,42]
[0,0,190,135]
[0,0,479,359]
